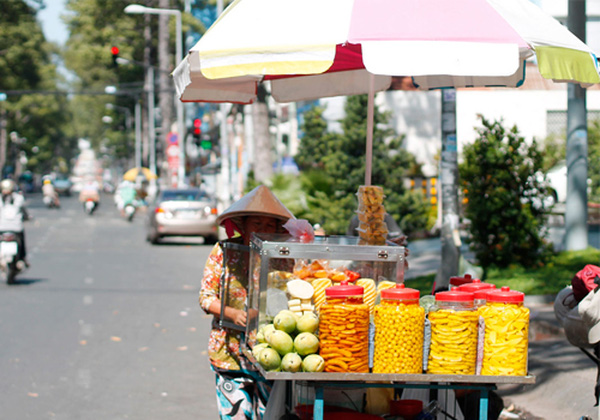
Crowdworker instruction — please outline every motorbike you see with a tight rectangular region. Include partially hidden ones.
[43,194,59,209]
[0,232,22,284]
[83,198,98,215]
[124,202,136,222]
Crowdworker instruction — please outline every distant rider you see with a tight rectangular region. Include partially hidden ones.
[42,179,60,207]
[0,179,29,268]
[79,177,100,208]
[118,180,137,216]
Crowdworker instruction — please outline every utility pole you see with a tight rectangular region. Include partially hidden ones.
[566,0,589,250]
[158,0,173,150]
[437,89,460,290]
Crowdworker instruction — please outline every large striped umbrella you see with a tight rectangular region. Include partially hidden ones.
[174,0,599,183]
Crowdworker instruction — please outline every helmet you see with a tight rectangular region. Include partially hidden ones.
[0,179,15,194]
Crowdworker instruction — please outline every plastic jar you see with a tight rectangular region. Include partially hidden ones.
[458,279,496,308]
[373,284,425,373]
[427,290,478,375]
[318,280,370,372]
[479,287,529,376]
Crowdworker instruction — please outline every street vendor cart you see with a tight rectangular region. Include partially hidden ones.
[220,233,535,420]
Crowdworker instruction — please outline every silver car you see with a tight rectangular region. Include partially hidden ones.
[146,189,218,244]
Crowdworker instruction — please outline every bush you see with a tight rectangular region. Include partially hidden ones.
[459,117,553,269]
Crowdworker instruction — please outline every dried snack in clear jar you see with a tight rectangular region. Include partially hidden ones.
[480,287,529,376]
[318,281,370,373]
[373,284,425,374]
[427,290,478,375]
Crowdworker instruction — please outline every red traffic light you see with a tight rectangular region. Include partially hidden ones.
[193,118,202,136]
[111,46,120,56]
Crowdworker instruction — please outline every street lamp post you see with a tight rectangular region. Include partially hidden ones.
[124,4,185,186]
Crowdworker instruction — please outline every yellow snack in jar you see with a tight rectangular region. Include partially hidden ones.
[373,285,424,373]
[479,287,529,376]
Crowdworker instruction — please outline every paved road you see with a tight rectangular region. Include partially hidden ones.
[0,193,216,420]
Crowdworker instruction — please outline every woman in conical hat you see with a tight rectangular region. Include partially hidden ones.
[199,185,294,419]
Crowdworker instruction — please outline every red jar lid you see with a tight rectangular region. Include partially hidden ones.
[449,273,477,287]
[473,289,491,300]
[325,280,364,297]
[435,289,475,302]
[458,279,496,293]
[381,283,420,300]
[486,286,524,303]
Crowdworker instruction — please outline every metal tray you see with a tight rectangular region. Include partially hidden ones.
[242,349,536,384]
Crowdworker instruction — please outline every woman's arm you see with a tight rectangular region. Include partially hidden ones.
[199,243,248,327]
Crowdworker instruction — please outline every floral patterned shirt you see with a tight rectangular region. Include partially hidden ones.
[199,241,251,371]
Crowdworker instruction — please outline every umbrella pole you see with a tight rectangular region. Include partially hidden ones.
[365,74,375,187]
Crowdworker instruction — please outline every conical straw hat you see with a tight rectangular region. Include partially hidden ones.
[216,185,295,226]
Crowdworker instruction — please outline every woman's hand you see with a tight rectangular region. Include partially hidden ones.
[230,308,247,327]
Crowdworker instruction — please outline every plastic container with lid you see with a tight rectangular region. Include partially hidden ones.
[318,280,370,372]
[458,279,497,308]
[373,284,425,373]
[479,287,529,376]
[426,289,478,375]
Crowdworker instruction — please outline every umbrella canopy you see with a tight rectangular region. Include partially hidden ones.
[174,0,600,105]
[123,167,157,182]
[173,0,599,185]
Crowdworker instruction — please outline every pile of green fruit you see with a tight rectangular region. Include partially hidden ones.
[252,310,324,373]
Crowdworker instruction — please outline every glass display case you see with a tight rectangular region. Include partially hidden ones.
[244,234,406,349]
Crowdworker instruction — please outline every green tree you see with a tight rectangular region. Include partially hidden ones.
[588,119,600,203]
[295,96,430,235]
[459,117,553,270]
[0,0,73,175]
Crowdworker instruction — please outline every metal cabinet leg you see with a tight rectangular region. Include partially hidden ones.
[314,387,324,420]
[479,388,489,420]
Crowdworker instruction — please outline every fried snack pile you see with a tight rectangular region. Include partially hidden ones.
[356,185,388,245]
[479,302,529,376]
[293,260,348,283]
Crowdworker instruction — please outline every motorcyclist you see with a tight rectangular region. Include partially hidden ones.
[118,180,137,217]
[42,179,60,207]
[79,176,100,211]
[0,179,29,268]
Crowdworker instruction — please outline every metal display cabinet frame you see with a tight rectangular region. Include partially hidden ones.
[244,234,406,347]
[219,240,251,331]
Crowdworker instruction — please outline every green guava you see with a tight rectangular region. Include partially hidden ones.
[267,329,295,356]
[258,348,281,371]
[252,343,270,359]
[293,332,320,356]
[273,311,297,334]
[280,352,303,373]
[302,354,325,372]
[296,313,319,334]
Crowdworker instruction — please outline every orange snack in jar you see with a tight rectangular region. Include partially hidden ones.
[318,281,369,373]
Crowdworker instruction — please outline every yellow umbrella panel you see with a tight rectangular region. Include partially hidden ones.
[123,167,157,181]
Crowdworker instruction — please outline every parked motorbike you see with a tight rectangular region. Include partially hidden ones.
[124,202,136,222]
[83,199,98,215]
[0,232,21,284]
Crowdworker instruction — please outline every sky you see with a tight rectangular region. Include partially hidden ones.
[37,0,69,46]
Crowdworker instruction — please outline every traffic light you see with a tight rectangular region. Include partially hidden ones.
[111,46,120,67]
